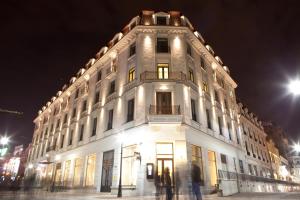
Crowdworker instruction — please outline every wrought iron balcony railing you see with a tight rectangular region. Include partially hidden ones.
[149,105,181,115]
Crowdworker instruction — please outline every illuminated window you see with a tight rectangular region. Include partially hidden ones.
[191,145,204,185]
[122,145,138,186]
[156,143,173,158]
[156,38,169,53]
[73,158,83,186]
[157,63,169,79]
[128,67,135,82]
[85,154,96,186]
[202,82,208,93]
[63,160,71,185]
[189,68,194,82]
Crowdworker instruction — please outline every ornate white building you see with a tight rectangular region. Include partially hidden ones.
[26,11,298,196]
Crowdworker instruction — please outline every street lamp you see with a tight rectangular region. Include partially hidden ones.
[117,133,125,198]
[293,142,300,153]
[0,136,9,146]
[288,79,300,96]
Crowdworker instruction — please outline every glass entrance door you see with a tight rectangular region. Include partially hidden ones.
[156,92,172,114]
[157,159,174,186]
[208,150,217,187]
[101,150,114,192]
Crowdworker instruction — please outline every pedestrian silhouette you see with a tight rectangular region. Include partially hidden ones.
[155,170,162,200]
[164,167,173,200]
[191,164,202,200]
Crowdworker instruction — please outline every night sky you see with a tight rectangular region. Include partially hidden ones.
[1,0,300,148]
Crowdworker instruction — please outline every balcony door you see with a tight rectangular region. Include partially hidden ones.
[156,92,172,114]
[157,63,169,79]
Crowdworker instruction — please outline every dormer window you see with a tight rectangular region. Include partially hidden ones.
[156,16,167,25]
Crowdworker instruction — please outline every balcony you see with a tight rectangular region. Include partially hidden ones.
[106,92,117,104]
[148,105,182,123]
[124,79,138,93]
[140,71,186,82]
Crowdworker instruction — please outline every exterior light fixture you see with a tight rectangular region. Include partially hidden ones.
[0,136,9,145]
[293,142,300,153]
[288,79,300,96]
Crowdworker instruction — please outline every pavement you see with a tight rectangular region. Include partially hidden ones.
[1,191,300,200]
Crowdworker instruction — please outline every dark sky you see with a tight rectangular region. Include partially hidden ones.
[1,0,300,148]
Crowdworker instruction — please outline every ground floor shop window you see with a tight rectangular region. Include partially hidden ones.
[73,158,83,186]
[191,145,204,185]
[63,160,71,185]
[85,154,96,186]
[208,150,217,186]
[122,145,138,186]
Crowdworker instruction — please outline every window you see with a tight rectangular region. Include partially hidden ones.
[73,158,83,186]
[218,116,223,135]
[94,91,100,105]
[248,164,253,175]
[68,130,73,146]
[63,160,71,184]
[187,43,192,56]
[239,160,244,173]
[75,89,79,99]
[129,43,136,57]
[191,99,197,122]
[56,119,60,129]
[50,124,53,132]
[220,154,228,171]
[60,134,65,149]
[224,99,228,111]
[91,117,97,136]
[202,81,208,93]
[72,108,77,119]
[189,68,194,82]
[109,80,115,95]
[122,145,138,186]
[227,123,232,140]
[128,67,135,82]
[85,154,96,186]
[200,57,206,70]
[107,109,113,130]
[253,165,258,176]
[97,70,102,82]
[214,90,219,103]
[156,38,169,53]
[127,99,134,122]
[206,109,212,129]
[236,128,240,144]
[156,16,167,25]
[79,124,84,141]
[157,63,169,79]
[82,100,87,112]
[63,114,68,124]
[191,145,204,185]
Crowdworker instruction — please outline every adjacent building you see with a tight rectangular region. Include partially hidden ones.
[25,10,299,196]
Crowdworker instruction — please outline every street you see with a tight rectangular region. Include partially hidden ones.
[1,191,300,200]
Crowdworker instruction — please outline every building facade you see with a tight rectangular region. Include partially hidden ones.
[26,11,298,196]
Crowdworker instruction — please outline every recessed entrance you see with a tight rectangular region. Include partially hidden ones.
[101,150,114,192]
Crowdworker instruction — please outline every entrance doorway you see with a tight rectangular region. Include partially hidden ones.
[208,150,217,187]
[101,150,114,192]
[157,159,174,185]
[156,92,172,114]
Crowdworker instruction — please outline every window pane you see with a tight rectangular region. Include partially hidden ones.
[85,154,96,186]
[73,158,82,186]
